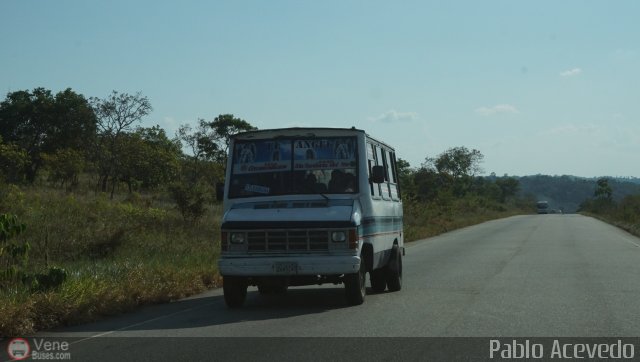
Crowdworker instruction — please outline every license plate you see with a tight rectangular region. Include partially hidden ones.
[273,262,298,274]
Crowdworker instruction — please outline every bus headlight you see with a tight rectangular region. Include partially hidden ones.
[230,232,246,244]
[331,231,347,242]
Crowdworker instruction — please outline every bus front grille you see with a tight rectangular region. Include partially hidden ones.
[247,230,330,252]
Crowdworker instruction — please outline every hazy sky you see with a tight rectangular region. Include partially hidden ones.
[2,1,638,177]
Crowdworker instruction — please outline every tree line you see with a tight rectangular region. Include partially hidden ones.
[510,175,640,213]
[1,87,528,219]
[398,146,522,207]
[0,87,255,218]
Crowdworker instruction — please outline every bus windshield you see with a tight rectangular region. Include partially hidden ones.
[228,137,358,198]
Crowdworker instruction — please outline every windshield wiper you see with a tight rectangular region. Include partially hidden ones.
[297,182,329,202]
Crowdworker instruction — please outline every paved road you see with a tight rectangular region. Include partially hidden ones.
[19,214,640,359]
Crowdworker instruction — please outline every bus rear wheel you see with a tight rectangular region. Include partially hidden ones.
[370,268,387,293]
[385,245,402,292]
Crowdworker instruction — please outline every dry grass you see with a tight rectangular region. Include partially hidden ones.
[580,195,640,238]
[403,197,529,242]
[0,186,222,337]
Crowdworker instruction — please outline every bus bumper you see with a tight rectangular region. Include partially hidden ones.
[218,255,361,276]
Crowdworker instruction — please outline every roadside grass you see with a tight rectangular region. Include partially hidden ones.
[580,212,640,237]
[1,185,529,337]
[580,195,640,239]
[581,213,640,239]
[403,196,530,242]
[0,186,222,337]
[0,259,221,336]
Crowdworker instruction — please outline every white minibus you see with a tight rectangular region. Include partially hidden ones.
[217,127,403,307]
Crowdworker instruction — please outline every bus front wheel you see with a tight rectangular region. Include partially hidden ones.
[345,262,366,305]
[223,276,248,308]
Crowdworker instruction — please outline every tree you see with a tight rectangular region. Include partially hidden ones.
[91,91,152,137]
[177,119,218,162]
[395,158,415,198]
[0,89,53,181]
[594,178,613,200]
[432,146,484,196]
[477,177,503,202]
[41,148,86,189]
[579,177,617,214]
[0,88,96,182]
[176,119,221,184]
[176,115,256,185]
[434,146,484,179]
[0,136,30,183]
[114,126,181,192]
[413,167,442,201]
[135,126,182,188]
[90,91,152,197]
[51,89,98,152]
[206,114,257,162]
[495,177,520,203]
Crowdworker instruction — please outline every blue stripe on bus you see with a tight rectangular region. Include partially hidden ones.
[359,217,403,238]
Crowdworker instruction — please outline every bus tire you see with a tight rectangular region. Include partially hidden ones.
[370,268,387,293]
[223,276,248,308]
[386,245,402,292]
[345,261,366,305]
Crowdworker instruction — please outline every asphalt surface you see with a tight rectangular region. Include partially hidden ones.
[9,214,640,360]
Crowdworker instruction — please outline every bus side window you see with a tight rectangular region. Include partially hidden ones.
[368,159,375,196]
[375,146,390,199]
[368,143,381,197]
[389,152,401,200]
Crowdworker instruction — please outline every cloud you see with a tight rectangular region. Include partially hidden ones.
[560,68,582,77]
[368,110,418,123]
[544,124,599,136]
[474,104,519,116]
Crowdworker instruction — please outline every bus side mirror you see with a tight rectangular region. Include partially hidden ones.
[370,166,385,184]
[216,182,225,201]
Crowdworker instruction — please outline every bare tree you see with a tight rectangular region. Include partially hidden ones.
[90,91,152,198]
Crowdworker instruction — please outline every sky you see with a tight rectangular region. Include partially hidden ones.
[1,0,639,178]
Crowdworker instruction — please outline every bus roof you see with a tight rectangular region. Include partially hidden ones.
[232,127,395,150]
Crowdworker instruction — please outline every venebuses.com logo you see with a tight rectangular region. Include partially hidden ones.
[6,338,30,360]
[5,338,71,361]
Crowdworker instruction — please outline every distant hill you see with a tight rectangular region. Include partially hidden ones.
[513,175,640,213]
[608,176,640,185]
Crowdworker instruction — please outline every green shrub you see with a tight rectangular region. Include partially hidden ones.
[616,195,640,223]
[22,266,68,292]
[0,140,30,183]
[0,213,29,288]
[169,181,209,223]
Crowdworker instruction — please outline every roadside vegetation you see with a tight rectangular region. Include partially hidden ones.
[398,147,534,241]
[1,87,532,336]
[0,186,222,337]
[579,178,640,237]
[516,175,640,213]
